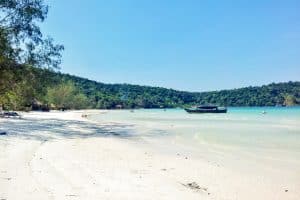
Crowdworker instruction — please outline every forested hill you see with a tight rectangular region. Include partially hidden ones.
[1,65,300,110]
[195,82,300,107]
[60,73,300,108]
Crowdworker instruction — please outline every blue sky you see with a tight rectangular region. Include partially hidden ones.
[42,0,300,91]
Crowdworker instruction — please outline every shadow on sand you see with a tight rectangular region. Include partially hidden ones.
[0,117,137,142]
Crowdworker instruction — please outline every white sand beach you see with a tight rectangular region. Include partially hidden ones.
[0,110,299,200]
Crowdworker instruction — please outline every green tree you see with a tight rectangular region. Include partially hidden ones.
[0,0,64,68]
[0,0,64,110]
[46,81,88,110]
[283,94,297,106]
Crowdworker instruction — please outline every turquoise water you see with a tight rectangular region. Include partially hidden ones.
[90,107,300,155]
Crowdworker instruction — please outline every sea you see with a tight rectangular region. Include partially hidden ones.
[89,107,300,172]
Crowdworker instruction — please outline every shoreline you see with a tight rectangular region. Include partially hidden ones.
[0,110,299,200]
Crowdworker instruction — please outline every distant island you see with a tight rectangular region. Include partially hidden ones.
[1,65,299,111]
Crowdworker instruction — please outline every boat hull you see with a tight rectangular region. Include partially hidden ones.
[185,108,227,113]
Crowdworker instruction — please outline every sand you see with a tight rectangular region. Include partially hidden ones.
[0,111,299,200]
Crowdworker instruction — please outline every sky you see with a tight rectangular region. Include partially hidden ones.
[41,0,300,92]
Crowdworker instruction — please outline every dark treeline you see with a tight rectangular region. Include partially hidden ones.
[195,82,300,107]
[53,74,300,109]
[0,62,300,109]
[2,65,299,110]
[60,73,300,109]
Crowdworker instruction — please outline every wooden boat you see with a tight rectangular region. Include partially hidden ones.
[185,105,227,113]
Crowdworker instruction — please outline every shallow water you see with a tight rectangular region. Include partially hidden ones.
[90,107,300,167]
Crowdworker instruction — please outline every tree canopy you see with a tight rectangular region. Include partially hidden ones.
[1,65,300,110]
[0,0,64,68]
[0,0,64,109]
[45,81,89,110]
